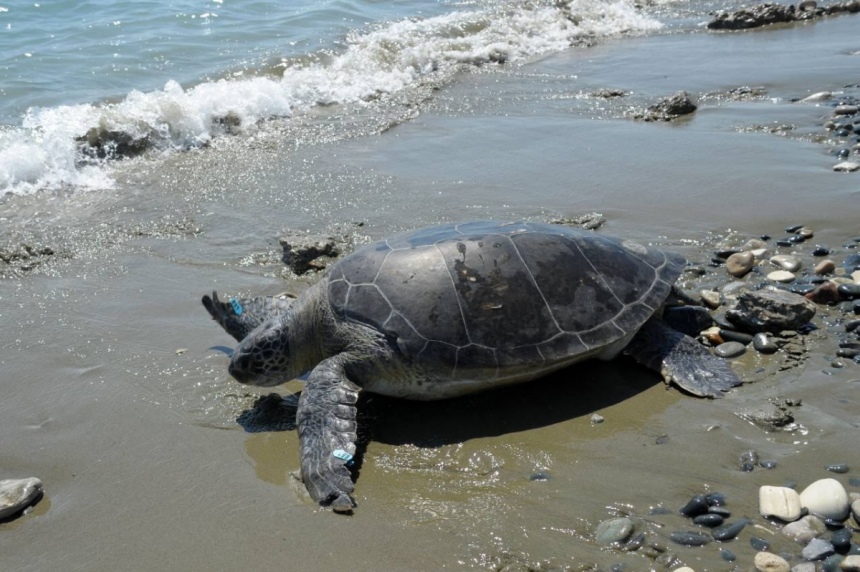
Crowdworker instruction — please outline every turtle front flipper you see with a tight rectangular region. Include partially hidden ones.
[297,356,360,513]
[626,317,742,398]
[202,291,293,342]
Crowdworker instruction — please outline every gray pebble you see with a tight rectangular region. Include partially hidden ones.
[693,513,724,527]
[680,494,710,517]
[782,515,828,544]
[0,477,43,520]
[708,506,731,517]
[771,254,803,272]
[712,519,748,541]
[825,464,849,474]
[706,492,727,506]
[803,538,836,560]
[792,563,816,572]
[727,251,756,277]
[830,527,852,552]
[720,329,754,344]
[760,460,779,469]
[529,472,551,481]
[750,536,770,551]
[669,531,711,546]
[720,548,736,562]
[700,289,721,308]
[822,554,844,572]
[839,283,860,300]
[595,517,634,545]
[726,290,817,333]
[753,332,779,354]
[715,341,746,358]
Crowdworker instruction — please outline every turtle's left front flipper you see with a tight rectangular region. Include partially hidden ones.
[626,317,742,398]
[297,357,360,513]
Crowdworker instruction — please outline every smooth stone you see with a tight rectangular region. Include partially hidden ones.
[715,341,746,358]
[709,506,731,517]
[815,260,837,275]
[846,319,860,332]
[769,270,797,283]
[806,282,842,305]
[853,270,860,283]
[841,555,860,571]
[798,227,815,239]
[726,290,817,333]
[771,255,803,272]
[720,548,736,562]
[669,531,711,546]
[782,515,828,544]
[790,283,818,296]
[813,247,831,257]
[803,538,836,561]
[529,472,551,481]
[595,517,634,545]
[753,332,779,354]
[719,329,754,344]
[744,238,768,250]
[754,551,790,572]
[835,105,860,115]
[673,568,696,572]
[853,499,860,521]
[838,283,860,300]
[761,459,779,469]
[831,528,853,552]
[680,494,710,517]
[693,513,724,527]
[700,290,721,309]
[834,161,860,172]
[0,477,43,520]
[760,486,803,521]
[727,251,756,277]
[590,413,604,424]
[800,479,850,520]
[801,91,832,102]
[786,225,804,233]
[701,326,723,345]
[751,536,771,550]
[712,520,748,541]
[845,253,860,270]
[826,464,850,474]
[706,492,727,506]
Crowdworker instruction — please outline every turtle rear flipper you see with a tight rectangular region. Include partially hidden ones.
[626,317,741,398]
[202,291,293,342]
[297,357,360,513]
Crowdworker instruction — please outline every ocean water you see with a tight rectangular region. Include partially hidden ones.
[0,0,690,195]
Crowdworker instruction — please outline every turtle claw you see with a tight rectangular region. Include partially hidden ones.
[328,493,357,514]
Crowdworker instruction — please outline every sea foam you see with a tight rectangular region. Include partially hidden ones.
[0,0,661,196]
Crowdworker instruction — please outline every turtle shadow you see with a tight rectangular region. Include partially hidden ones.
[236,358,661,447]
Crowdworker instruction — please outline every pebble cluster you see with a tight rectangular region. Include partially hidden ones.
[686,224,860,368]
[798,90,860,173]
[591,475,860,572]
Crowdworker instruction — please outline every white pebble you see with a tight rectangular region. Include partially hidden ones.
[781,515,827,544]
[833,161,860,172]
[754,551,790,572]
[799,478,850,520]
[0,477,43,520]
[800,91,832,102]
[759,485,802,521]
[767,270,796,283]
[770,254,802,272]
[841,555,860,572]
[673,568,696,572]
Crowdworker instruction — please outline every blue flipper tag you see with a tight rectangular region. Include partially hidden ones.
[332,449,354,466]
[229,298,243,316]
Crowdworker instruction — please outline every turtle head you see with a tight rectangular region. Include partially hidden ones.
[228,314,295,386]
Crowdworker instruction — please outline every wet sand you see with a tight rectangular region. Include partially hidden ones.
[1,16,859,572]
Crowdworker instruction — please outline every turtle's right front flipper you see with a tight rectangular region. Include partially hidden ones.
[202,291,293,342]
[297,356,360,513]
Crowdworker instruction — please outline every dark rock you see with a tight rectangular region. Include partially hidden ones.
[753,332,779,354]
[712,520,748,541]
[845,253,860,271]
[838,283,860,300]
[709,506,731,517]
[279,234,342,275]
[734,400,795,431]
[750,536,770,551]
[663,306,714,337]
[825,464,849,474]
[803,538,836,560]
[706,492,727,507]
[77,127,151,160]
[669,531,711,546]
[720,548,736,561]
[707,1,860,31]
[529,472,551,481]
[720,329,754,344]
[805,282,843,305]
[680,494,710,517]
[693,513,724,527]
[726,290,816,332]
[785,225,804,233]
[831,528,852,553]
[642,91,697,121]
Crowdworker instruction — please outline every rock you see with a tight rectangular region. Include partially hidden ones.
[835,105,860,115]
[735,400,795,431]
[712,519,748,541]
[826,464,850,474]
[663,306,714,337]
[680,494,710,517]
[720,329,754,344]
[834,161,860,172]
[838,283,860,300]
[595,517,634,545]
[768,270,796,283]
[760,486,803,521]
[279,234,342,275]
[782,515,828,544]
[801,92,832,103]
[754,551,790,572]
[792,563,816,572]
[800,479,850,520]
[0,477,43,520]
[715,341,746,358]
[700,290,721,308]
[726,290,817,333]
[831,527,852,552]
[669,531,711,546]
[705,492,727,506]
[590,413,604,424]
[812,247,831,257]
[798,227,814,239]
[802,538,836,560]
[806,282,842,305]
[771,255,802,272]
[852,498,860,521]
[841,555,860,571]
[673,568,696,572]
[693,513,724,527]
[702,326,724,345]
[753,332,779,354]
[727,251,756,277]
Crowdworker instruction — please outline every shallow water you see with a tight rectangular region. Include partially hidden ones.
[1,9,860,572]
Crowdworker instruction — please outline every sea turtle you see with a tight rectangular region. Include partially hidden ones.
[203,221,740,512]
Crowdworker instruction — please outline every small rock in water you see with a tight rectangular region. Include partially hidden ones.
[680,494,710,517]
[768,270,796,283]
[830,527,852,552]
[753,551,789,572]
[529,472,551,481]
[727,251,756,277]
[726,290,816,333]
[838,283,860,300]
[825,464,849,474]
[812,247,831,258]
[781,515,827,544]
[705,492,727,506]
[708,506,731,517]
[715,341,746,358]
[669,531,711,546]
[806,282,842,305]
[760,485,803,521]
[834,161,860,172]
[753,332,779,354]
[760,459,778,469]
[750,536,770,551]
[712,519,748,541]
[595,517,634,545]
[802,538,835,561]
[0,477,43,520]
[693,513,724,527]
[841,555,860,572]
[798,227,814,239]
[771,254,802,272]
[799,479,850,520]
[700,289,721,309]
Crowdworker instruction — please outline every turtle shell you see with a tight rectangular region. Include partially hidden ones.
[326,221,683,375]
